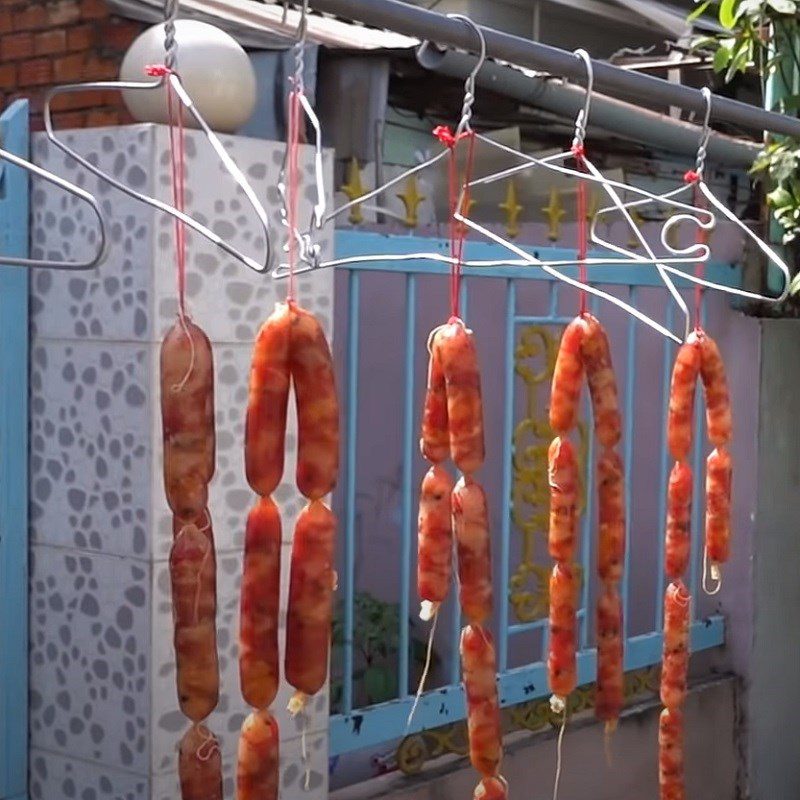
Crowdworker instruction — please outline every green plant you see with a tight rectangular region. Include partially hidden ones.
[689,0,800,286]
[330,591,437,713]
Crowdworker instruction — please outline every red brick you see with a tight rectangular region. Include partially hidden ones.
[66,22,93,51]
[35,28,66,55]
[0,8,12,33]
[48,1,81,26]
[0,62,15,88]
[18,57,52,86]
[49,87,102,111]
[1,31,33,60]
[53,109,86,129]
[81,0,108,20]
[102,18,142,51]
[30,112,45,132]
[86,107,119,127]
[53,52,84,81]
[13,4,47,31]
[82,53,117,80]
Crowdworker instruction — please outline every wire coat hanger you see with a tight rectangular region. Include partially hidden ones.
[43,0,274,275]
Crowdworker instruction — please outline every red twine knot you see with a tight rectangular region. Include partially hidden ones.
[683,169,700,184]
[433,125,458,148]
[145,64,172,77]
[571,143,586,159]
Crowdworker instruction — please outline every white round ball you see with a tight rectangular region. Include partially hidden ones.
[120,20,257,133]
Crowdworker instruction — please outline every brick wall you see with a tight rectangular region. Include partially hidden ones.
[0,1,146,130]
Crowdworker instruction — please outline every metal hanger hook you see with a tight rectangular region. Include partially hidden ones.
[283,0,310,90]
[163,0,179,71]
[572,48,594,150]
[695,86,713,178]
[447,14,487,137]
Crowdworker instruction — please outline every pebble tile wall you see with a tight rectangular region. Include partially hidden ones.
[30,124,334,800]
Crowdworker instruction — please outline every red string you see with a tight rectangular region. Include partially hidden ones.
[151,65,187,320]
[685,171,706,330]
[573,144,588,316]
[286,89,302,303]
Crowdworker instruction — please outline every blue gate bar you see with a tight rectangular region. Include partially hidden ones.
[549,281,559,316]
[329,616,724,756]
[621,286,637,639]
[398,273,417,698]
[498,280,516,671]
[342,271,361,714]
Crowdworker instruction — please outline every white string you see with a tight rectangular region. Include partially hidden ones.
[406,611,440,729]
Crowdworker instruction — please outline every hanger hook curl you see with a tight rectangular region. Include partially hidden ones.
[446,14,487,138]
[572,48,594,150]
[695,87,713,178]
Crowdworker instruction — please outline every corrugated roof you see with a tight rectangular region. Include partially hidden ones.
[109,0,419,50]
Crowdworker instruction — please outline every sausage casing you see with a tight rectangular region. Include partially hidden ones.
[665,463,692,580]
[179,725,223,800]
[418,464,454,607]
[659,708,685,800]
[598,449,625,583]
[461,625,503,778]
[548,562,577,699]
[661,581,690,710]
[453,477,493,625]
[474,777,508,800]
[245,302,292,497]
[239,497,282,710]
[667,342,700,462]
[437,319,485,475]
[161,318,215,519]
[550,317,586,434]
[237,710,279,800]
[694,331,732,447]
[581,313,621,448]
[170,524,219,722]
[705,447,732,565]
[290,304,340,501]
[595,585,624,724]
[285,500,337,701]
[420,334,449,463]
[548,436,579,564]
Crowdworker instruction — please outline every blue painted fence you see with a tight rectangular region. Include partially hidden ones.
[0,100,30,800]
[329,230,734,758]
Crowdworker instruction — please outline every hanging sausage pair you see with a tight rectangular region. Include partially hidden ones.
[660,328,732,800]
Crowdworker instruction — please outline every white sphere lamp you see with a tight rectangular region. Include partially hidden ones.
[120,20,257,133]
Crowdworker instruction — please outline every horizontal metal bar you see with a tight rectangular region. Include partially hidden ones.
[334,232,741,288]
[507,606,586,637]
[307,0,800,139]
[329,615,724,755]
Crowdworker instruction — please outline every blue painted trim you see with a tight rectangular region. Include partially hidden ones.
[334,231,742,288]
[329,616,724,756]
[0,100,30,800]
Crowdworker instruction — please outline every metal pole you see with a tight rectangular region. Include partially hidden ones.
[418,47,760,167]
[306,0,800,139]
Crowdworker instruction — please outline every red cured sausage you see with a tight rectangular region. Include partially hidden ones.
[581,314,621,448]
[290,304,340,501]
[452,477,493,626]
[161,318,215,519]
[659,708,685,800]
[461,625,503,778]
[548,437,579,564]
[245,302,292,497]
[417,465,454,617]
[179,725,223,800]
[665,463,692,580]
[237,710,279,800]
[550,317,586,434]
[437,319,485,475]
[420,334,449,463]
[661,581,690,711]
[667,342,701,462]
[548,562,577,700]
[239,497,281,710]
[705,447,732,565]
[693,330,732,447]
[595,585,624,727]
[474,777,508,800]
[170,525,219,722]
[285,500,337,711]
[598,449,625,584]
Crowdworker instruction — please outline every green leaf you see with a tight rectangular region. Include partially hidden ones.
[789,271,800,294]
[719,0,738,28]
[767,0,796,13]
[688,0,712,21]
[714,43,733,72]
[767,186,793,207]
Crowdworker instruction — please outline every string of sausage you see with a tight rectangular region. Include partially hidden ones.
[240,300,340,799]
[548,313,625,734]
[419,317,506,800]
[661,328,732,800]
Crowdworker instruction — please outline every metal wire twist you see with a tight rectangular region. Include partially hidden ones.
[572,49,593,150]
[695,87,713,178]
[448,14,486,137]
[164,0,180,70]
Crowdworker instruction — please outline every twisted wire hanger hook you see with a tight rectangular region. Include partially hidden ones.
[163,0,179,70]
[449,14,487,137]
[695,87,713,178]
[572,48,594,150]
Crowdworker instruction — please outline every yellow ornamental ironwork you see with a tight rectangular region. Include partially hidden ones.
[627,209,645,249]
[542,187,565,241]
[500,180,524,239]
[585,190,600,225]
[339,157,366,225]
[397,174,426,229]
